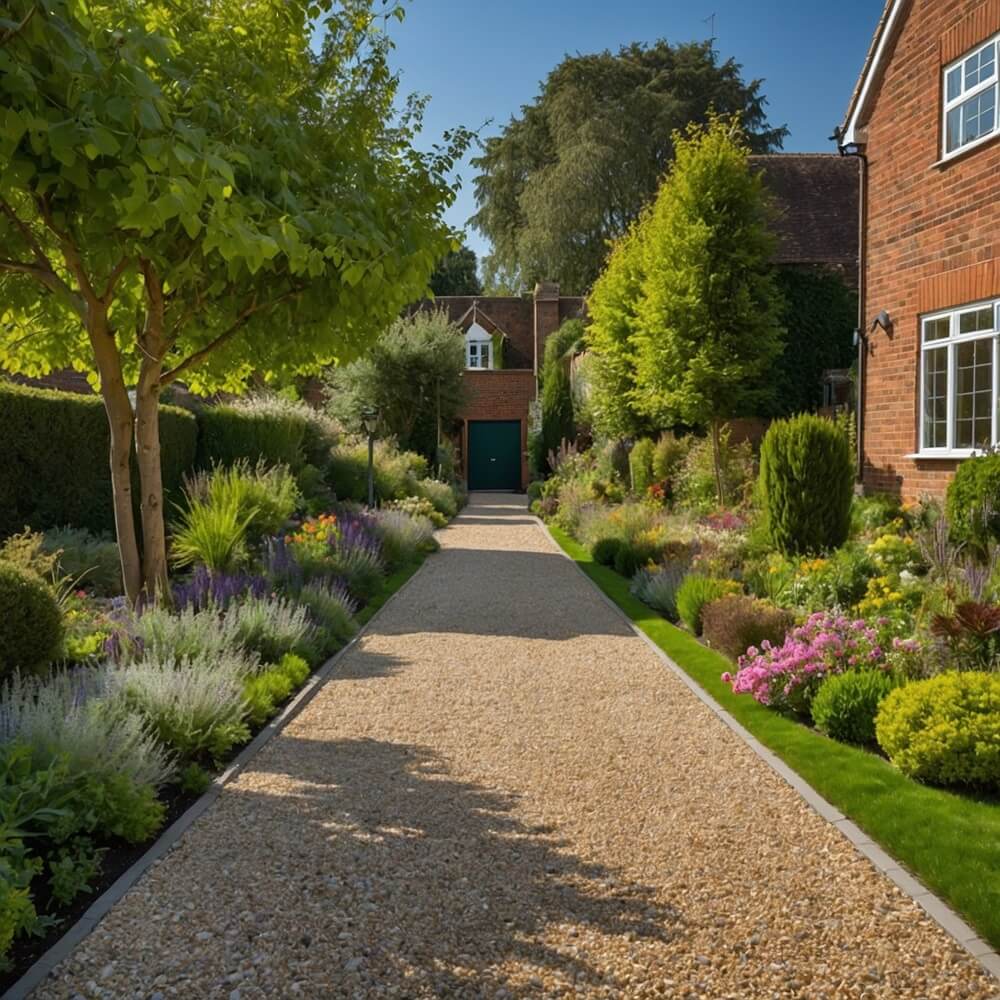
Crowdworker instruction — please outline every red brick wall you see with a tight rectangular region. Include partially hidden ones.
[426,297,536,369]
[862,0,1000,499]
[458,370,536,490]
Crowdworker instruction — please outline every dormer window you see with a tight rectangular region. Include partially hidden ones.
[944,37,998,158]
[465,321,493,370]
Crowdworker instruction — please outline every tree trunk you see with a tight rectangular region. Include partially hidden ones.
[87,309,143,604]
[711,418,726,508]
[135,262,170,603]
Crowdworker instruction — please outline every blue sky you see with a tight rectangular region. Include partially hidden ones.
[385,0,883,261]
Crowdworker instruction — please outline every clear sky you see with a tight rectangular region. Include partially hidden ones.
[384,0,884,261]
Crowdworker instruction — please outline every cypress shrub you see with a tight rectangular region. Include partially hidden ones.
[539,320,581,469]
[0,382,196,536]
[759,413,853,555]
[629,438,656,496]
[946,454,1000,551]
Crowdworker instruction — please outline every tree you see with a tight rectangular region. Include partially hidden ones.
[430,243,482,296]
[472,40,786,294]
[0,0,467,603]
[537,319,583,471]
[324,310,467,464]
[631,117,785,504]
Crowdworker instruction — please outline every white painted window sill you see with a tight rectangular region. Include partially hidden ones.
[904,452,972,460]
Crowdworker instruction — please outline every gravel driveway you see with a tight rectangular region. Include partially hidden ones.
[32,493,998,999]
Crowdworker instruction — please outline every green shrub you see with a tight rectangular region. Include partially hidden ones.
[0,528,61,580]
[851,493,901,537]
[629,439,656,496]
[700,595,794,661]
[652,432,691,485]
[386,496,447,528]
[325,447,369,502]
[243,669,296,726]
[676,574,741,635]
[612,538,659,578]
[876,672,1000,788]
[759,413,854,554]
[590,537,623,567]
[675,428,755,513]
[527,481,544,502]
[413,478,458,519]
[0,562,64,676]
[0,381,196,536]
[297,581,358,654]
[196,399,308,471]
[539,319,581,467]
[370,510,436,568]
[811,670,898,746]
[227,595,318,665]
[946,454,1000,551]
[169,492,254,573]
[40,527,121,596]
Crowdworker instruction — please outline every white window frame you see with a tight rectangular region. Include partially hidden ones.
[465,321,493,370]
[942,35,1000,160]
[918,299,1000,457]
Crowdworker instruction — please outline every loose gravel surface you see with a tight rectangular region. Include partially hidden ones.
[32,494,999,999]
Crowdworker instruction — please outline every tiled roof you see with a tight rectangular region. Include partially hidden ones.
[750,153,860,267]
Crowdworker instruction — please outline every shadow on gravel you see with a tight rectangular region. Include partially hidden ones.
[452,516,540,526]
[326,647,407,682]
[376,548,634,641]
[255,736,681,996]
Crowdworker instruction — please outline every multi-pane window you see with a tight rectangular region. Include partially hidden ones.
[944,38,999,157]
[467,339,491,369]
[920,302,1000,454]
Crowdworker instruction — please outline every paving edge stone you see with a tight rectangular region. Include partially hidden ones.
[536,516,1000,986]
[2,554,434,1000]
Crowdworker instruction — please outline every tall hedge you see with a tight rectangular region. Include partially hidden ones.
[759,413,854,555]
[196,404,308,471]
[0,382,197,537]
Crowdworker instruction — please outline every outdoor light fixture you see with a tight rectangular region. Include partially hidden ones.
[871,310,892,334]
[360,406,379,508]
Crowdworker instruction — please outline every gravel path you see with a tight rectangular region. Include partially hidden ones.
[32,494,998,999]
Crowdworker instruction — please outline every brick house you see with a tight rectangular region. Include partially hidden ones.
[428,283,584,491]
[840,0,1000,498]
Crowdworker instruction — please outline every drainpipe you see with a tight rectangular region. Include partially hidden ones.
[836,132,868,485]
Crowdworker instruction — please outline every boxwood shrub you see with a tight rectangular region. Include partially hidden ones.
[811,669,897,746]
[0,562,64,676]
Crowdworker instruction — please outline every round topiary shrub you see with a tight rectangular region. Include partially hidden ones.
[675,574,741,635]
[591,536,624,567]
[759,413,854,555]
[946,453,1000,551]
[0,562,64,676]
[701,594,794,661]
[811,669,897,746]
[875,672,1000,788]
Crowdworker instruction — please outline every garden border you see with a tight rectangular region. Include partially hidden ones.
[2,556,432,1000]
[536,516,1000,984]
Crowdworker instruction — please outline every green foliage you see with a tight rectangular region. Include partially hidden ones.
[765,268,858,416]
[0,528,61,580]
[946,454,1000,551]
[325,310,467,462]
[591,537,624,568]
[243,653,310,726]
[811,670,897,747]
[297,583,359,653]
[472,40,786,293]
[701,595,794,661]
[628,439,656,496]
[613,539,659,578]
[47,840,103,907]
[386,496,447,529]
[196,403,307,472]
[0,562,64,677]
[370,510,437,569]
[876,673,1000,788]
[675,430,755,513]
[227,596,318,665]
[629,564,688,620]
[41,527,121,597]
[539,320,581,467]
[184,461,300,546]
[326,439,429,505]
[179,763,212,796]
[0,382,197,537]
[413,479,458,519]
[851,493,902,537]
[169,492,254,573]
[652,432,691,485]
[759,413,854,555]
[430,244,482,296]
[676,575,741,635]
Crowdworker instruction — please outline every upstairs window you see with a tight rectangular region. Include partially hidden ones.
[919,302,1000,455]
[944,37,998,158]
[465,321,492,370]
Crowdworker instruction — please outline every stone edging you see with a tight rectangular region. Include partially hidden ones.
[3,558,432,1000]
[535,516,1000,984]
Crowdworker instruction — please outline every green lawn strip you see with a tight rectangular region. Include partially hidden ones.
[550,525,1000,948]
[355,558,425,628]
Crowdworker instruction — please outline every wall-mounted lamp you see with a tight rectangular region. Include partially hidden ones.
[870,310,892,335]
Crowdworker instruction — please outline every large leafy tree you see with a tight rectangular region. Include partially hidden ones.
[0,0,467,602]
[324,309,467,463]
[472,40,786,294]
[631,117,785,503]
[430,243,482,296]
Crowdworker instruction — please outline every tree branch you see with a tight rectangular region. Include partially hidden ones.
[159,287,302,386]
[0,4,36,46]
[0,257,87,320]
[36,193,99,307]
[103,257,132,305]
[0,197,55,272]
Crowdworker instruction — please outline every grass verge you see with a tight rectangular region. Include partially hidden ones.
[550,525,1000,949]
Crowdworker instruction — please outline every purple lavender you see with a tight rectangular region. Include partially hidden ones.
[172,566,269,611]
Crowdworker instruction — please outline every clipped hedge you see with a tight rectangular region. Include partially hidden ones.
[0,381,197,537]
[196,404,307,472]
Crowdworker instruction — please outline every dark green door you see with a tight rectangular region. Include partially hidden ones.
[468,420,521,491]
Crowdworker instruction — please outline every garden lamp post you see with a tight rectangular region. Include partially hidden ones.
[360,406,379,508]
